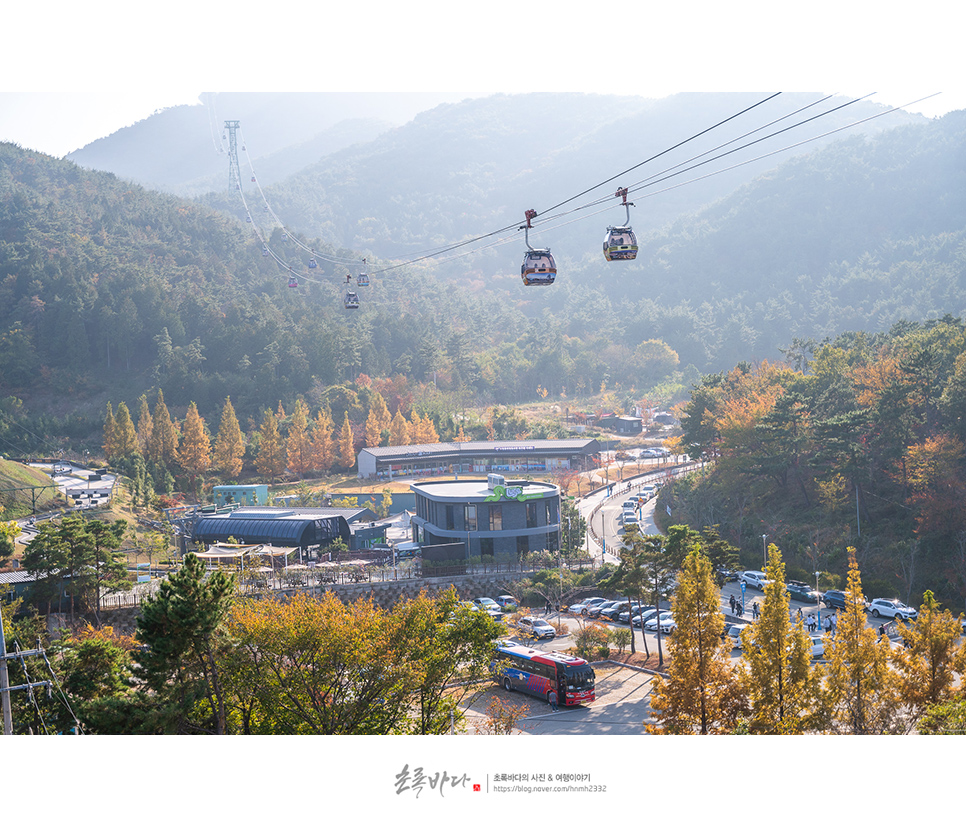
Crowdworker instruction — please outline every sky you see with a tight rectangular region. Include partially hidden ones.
[1,2,963,157]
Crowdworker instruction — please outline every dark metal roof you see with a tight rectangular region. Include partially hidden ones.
[360,438,599,461]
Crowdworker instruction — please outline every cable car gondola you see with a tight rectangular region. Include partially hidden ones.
[520,209,556,286]
[604,188,638,262]
[357,258,370,287]
[288,272,299,289]
[344,276,360,309]
[308,258,318,269]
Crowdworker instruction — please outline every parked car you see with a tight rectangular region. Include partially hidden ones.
[738,570,770,590]
[868,598,918,621]
[600,602,632,622]
[726,623,751,649]
[517,615,557,639]
[822,589,870,610]
[786,581,821,603]
[810,634,826,658]
[473,597,502,612]
[645,611,676,632]
[496,595,518,611]
[585,601,614,618]
[631,608,660,627]
[569,597,607,615]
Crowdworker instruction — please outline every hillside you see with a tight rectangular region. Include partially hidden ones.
[0,458,59,517]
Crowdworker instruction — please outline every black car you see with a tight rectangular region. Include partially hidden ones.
[823,589,869,610]
[786,581,820,603]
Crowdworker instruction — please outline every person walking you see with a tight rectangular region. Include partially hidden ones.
[829,612,837,636]
[729,594,736,615]
[736,601,743,618]
[752,601,760,620]
[549,687,559,712]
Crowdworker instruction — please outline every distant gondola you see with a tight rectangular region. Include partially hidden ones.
[520,209,556,286]
[357,258,370,287]
[344,276,360,309]
[288,272,299,288]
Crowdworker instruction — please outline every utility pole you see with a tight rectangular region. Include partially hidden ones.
[1,610,49,735]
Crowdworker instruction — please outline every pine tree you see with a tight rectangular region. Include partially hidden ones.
[212,397,245,478]
[338,412,356,470]
[388,409,411,446]
[738,543,819,733]
[150,389,179,467]
[113,402,139,459]
[287,399,313,476]
[255,408,286,482]
[102,403,117,461]
[819,551,903,734]
[648,543,748,734]
[310,407,336,473]
[136,393,154,457]
[178,402,211,494]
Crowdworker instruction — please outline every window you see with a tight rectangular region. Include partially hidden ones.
[526,503,537,528]
[445,505,454,530]
[464,504,477,531]
[517,535,529,556]
[480,537,493,558]
[489,505,502,531]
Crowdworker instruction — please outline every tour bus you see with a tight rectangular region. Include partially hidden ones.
[491,641,596,706]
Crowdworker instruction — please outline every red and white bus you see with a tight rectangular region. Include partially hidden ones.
[491,641,596,706]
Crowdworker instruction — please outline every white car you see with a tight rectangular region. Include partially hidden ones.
[569,597,607,614]
[738,570,770,590]
[726,623,751,649]
[472,597,502,613]
[517,616,557,639]
[868,598,918,621]
[810,634,825,658]
[645,611,676,633]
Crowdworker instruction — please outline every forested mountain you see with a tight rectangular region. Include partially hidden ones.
[66,92,468,194]
[2,92,965,462]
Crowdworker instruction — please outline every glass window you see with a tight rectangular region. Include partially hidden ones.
[445,505,454,530]
[489,505,502,531]
[526,503,537,528]
[464,504,477,531]
[481,537,493,557]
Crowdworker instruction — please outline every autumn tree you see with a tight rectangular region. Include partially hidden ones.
[648,543,747,734]
[113,402,139,459]
[310,407,336,473]
[818,551,903,734]
[212,396,245,478]
[254,408,286,483]
[338,411,355,470]
[286,399,313,476]
[149,389,179,467]
[738,543,819,733]
[364,391,392,447]
[177,402,211,495]
[891,590,966,727]
[102,403,117,460]
[135,393,154,457]
[388,409,411,446]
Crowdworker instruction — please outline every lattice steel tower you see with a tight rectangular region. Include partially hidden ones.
[224,120,241,192]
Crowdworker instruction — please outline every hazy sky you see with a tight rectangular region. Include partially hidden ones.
[2,2,962,157]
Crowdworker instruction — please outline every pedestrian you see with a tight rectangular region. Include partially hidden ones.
[807,613,815,632]
[549,687,559,712]
[752,601,760,620]
[736,601,743,618]
[830,613,837,635]
[729,594,736,614]
[796,609,804,625]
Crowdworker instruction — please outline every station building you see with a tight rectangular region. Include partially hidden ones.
[357,438,600,480]
[409,474,560,560]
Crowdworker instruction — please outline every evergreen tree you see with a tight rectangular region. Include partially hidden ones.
[738,543,819,733]
[212,396,245,478]
[338,412,356,470]
[648,543,747,734]
[136,552,234,734]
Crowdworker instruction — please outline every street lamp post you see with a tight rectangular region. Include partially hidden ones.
[815,570,823,632]
[762,533,768,566]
